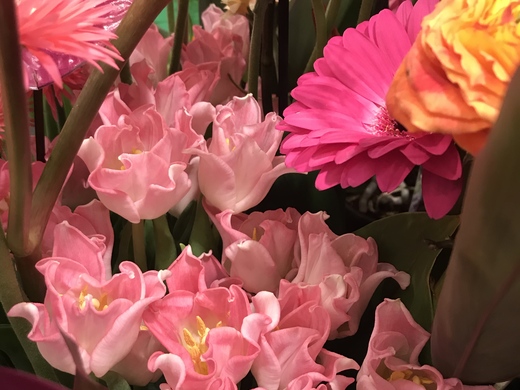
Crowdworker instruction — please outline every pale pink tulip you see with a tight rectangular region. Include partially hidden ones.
[166,245,238,293]
[8,222,169,378]
[182,5,250,105]
[42,200,114,278]
[100,64,216,134]
[144,285,270,389]
[290,212,410,339]
[130,25,173,85]
[78,107,198,223]
[251,283,359,390]
[188,95,294,214]
[208,205,301,293]
[357,299,494,390]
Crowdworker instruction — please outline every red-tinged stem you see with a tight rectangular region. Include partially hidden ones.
[28,0,173,260]
[0,0,33,257]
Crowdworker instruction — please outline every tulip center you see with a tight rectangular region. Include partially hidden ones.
[77,286,109,311]
[182,316,222,375]
[119,148,143,170]
[386,369,435,389]
[371,107,415,139]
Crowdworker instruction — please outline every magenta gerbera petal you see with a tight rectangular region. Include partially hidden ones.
[277,0,462,219]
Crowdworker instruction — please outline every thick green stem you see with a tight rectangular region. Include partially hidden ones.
[248,0,271,99]
[304,0,328,73]
[188,198,215,257]
[167,1,175,33]
[357,0,375,24]
[0,226,58,382]
[28,0,172,257]
[119,61,132,85]
[325,0,341,33]
[169,0,190,74]
[0,0,33,257]
[153,215,177,270]
[131,221,147,272]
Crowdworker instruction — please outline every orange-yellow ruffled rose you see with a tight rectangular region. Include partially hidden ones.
[386,0,520,155]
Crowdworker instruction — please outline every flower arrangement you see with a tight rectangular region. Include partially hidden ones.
[0,0,519,389]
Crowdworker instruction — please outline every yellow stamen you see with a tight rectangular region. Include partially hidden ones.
[182,316,213,375]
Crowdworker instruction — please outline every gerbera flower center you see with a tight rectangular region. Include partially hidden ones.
[182,316,223,375]
[370,107,414,139]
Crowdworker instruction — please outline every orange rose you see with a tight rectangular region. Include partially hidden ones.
[386,0,520,155]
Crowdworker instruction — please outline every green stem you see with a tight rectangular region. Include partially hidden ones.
[28,0,173,256]
[153,215,177,270]
[304,0,328,73]
[188,198,214,257]
[167,0,175,34]
[0,0,33,257]
[33,90,46,162]
[357,0,375,24]
[102,372,131,390]
[131,221,147,272]
[120,61,132,85]
[0,226,59,382]
[247,0,271,99]
[325,0,341,33]
[169,0,189,74]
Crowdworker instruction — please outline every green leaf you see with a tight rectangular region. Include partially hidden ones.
[287,0,315,89]
[355,213,460,333]
[431,68,520,384]
[0,325,33,373]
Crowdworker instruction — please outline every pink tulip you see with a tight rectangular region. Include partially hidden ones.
[189,95,294,214]
[290,212,410,339]
[251,282,359,390]
[182,4,250,105]
[8,222,169,378]
[208,206,301,293]
[357,299,494,390]
[130,24,173,85]
[144,285,270,389]
[78,107,199,223]
[42,200,114,278]
[166,245,239,293]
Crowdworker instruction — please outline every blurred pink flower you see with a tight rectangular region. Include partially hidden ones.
[144,284,270,389]
[8,222,169,378]
[182,4,249,105]
[17,0,130,89]
[208,206,301,293]
[357,299,494,390]
[278,0,462,219]
[0,160,45,229]
[130,24,173,85]
[188,95,294,214]
[78,107,200,223]
[251,283,359,390]
[290,212,410,339]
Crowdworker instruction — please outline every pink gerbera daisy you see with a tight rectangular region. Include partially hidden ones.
[277,0,462,219]
[16,0,131,89]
